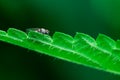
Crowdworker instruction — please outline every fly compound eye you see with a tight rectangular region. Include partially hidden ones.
[26,28,50,34]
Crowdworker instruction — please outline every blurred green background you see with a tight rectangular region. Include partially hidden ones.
[0,0,120,80]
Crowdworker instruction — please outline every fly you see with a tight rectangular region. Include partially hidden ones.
[26,28,50,34]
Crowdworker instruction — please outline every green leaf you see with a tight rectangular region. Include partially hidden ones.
[52,32,73,49]
[7,28,27,40]
[0,28,120,75]
[0,30,6,35]
[96,34,116,52]
[28,31,52,43]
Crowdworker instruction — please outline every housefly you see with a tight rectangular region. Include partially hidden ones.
[26,28,50,34]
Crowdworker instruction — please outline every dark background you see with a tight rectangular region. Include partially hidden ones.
[0,0,120,80]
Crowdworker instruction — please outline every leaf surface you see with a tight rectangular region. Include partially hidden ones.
[0,28,120,75]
